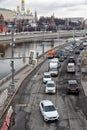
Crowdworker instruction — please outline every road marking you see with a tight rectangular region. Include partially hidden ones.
[16,104,31,107]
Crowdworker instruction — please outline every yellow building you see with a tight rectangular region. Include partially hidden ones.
[0,8,17,21]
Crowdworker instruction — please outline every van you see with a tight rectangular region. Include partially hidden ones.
[48,58,61,69]
[67,63,75,73]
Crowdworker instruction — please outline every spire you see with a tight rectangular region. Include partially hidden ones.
[35,10,38,22]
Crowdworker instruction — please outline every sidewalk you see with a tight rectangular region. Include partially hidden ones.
[81,73,87,97]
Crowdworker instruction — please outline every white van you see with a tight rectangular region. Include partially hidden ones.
[48,58,61,69]
[48,58,60,76]
[67,63,75,73]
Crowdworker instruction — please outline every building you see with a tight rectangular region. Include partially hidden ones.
[0,7,35,23]
[0,14,6,33]
[0,8,16,21]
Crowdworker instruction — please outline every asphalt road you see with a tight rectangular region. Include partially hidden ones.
[8,50,87,130]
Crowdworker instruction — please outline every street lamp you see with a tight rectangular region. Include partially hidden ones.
[73,27,75,43]
[10,21,15,93]
[57,26,60,40]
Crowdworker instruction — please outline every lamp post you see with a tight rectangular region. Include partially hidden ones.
[73,27,75,43]
[42,30,44,58]
[10,21,15,93]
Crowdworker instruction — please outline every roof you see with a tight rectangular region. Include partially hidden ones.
[0,8,11,12]
[68,63,75,65]
[47,80,55,84]
[68,80,77,84]
[69,56,75,59]
[44,72,50,75]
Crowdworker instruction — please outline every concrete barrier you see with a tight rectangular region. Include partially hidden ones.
[0,89,8,108]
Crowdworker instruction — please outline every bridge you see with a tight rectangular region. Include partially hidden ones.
[0,30,85,44]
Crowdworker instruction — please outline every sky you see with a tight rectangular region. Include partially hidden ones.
[0,0,87,19]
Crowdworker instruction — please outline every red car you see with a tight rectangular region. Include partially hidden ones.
[66,80,79,94]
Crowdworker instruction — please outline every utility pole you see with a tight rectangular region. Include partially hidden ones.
[73,27,75,43]
[10,21,15,93]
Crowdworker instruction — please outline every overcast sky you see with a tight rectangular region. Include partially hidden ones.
[0,0,87,19]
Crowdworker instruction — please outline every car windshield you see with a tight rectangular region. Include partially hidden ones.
[44,105,56,112]
[47,83,54,87]
[44,75,50,78]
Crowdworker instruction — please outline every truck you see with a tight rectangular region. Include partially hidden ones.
[47,49,55,58]
[48,58,61,76]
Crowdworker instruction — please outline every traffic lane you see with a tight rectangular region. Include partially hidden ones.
[8,73,43,130]
[58,56,87,130]
[8,60,48,130]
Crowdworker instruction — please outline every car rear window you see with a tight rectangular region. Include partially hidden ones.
[44,75,50,78]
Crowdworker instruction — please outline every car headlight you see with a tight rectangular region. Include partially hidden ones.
[44,114,49,121]
[53,89,56,93]
[45,89,48,93]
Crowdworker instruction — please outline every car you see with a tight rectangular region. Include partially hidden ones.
[54,50,61,58]
[43,72,51,83]
[45,80,56,93]
[66,80,79,94]
[39,100,59,122]
[75,50,80,54]
[69,47,73,52]
[58,62,61,68]
[49,67,58,77]
[79,45,84,50]
[68,56,76,64]
[59,56,65,62]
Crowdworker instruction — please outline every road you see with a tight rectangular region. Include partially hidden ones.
[0,30,85,44]
[8,48,87,130]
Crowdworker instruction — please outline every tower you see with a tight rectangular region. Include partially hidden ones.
[0,14,6,33]
[21,0,25,14]
[35,10,38,23]
[27,8,30,15]
[17,5,20,15]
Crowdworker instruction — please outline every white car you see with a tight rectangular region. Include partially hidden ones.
[49,67,58,76]
[45,80,56,93]
[39,100,59,122]
[43,72,51,83]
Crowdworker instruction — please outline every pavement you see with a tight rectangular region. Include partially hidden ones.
[81,73,87,97]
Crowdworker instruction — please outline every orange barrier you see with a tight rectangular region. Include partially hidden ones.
[1,106,13,130]
[1,121,8,130]
[1,114,10,130]
[5,114,10,128]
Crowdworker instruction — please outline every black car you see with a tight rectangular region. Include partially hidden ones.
[75,50,80,54]
[68,56,76,64]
